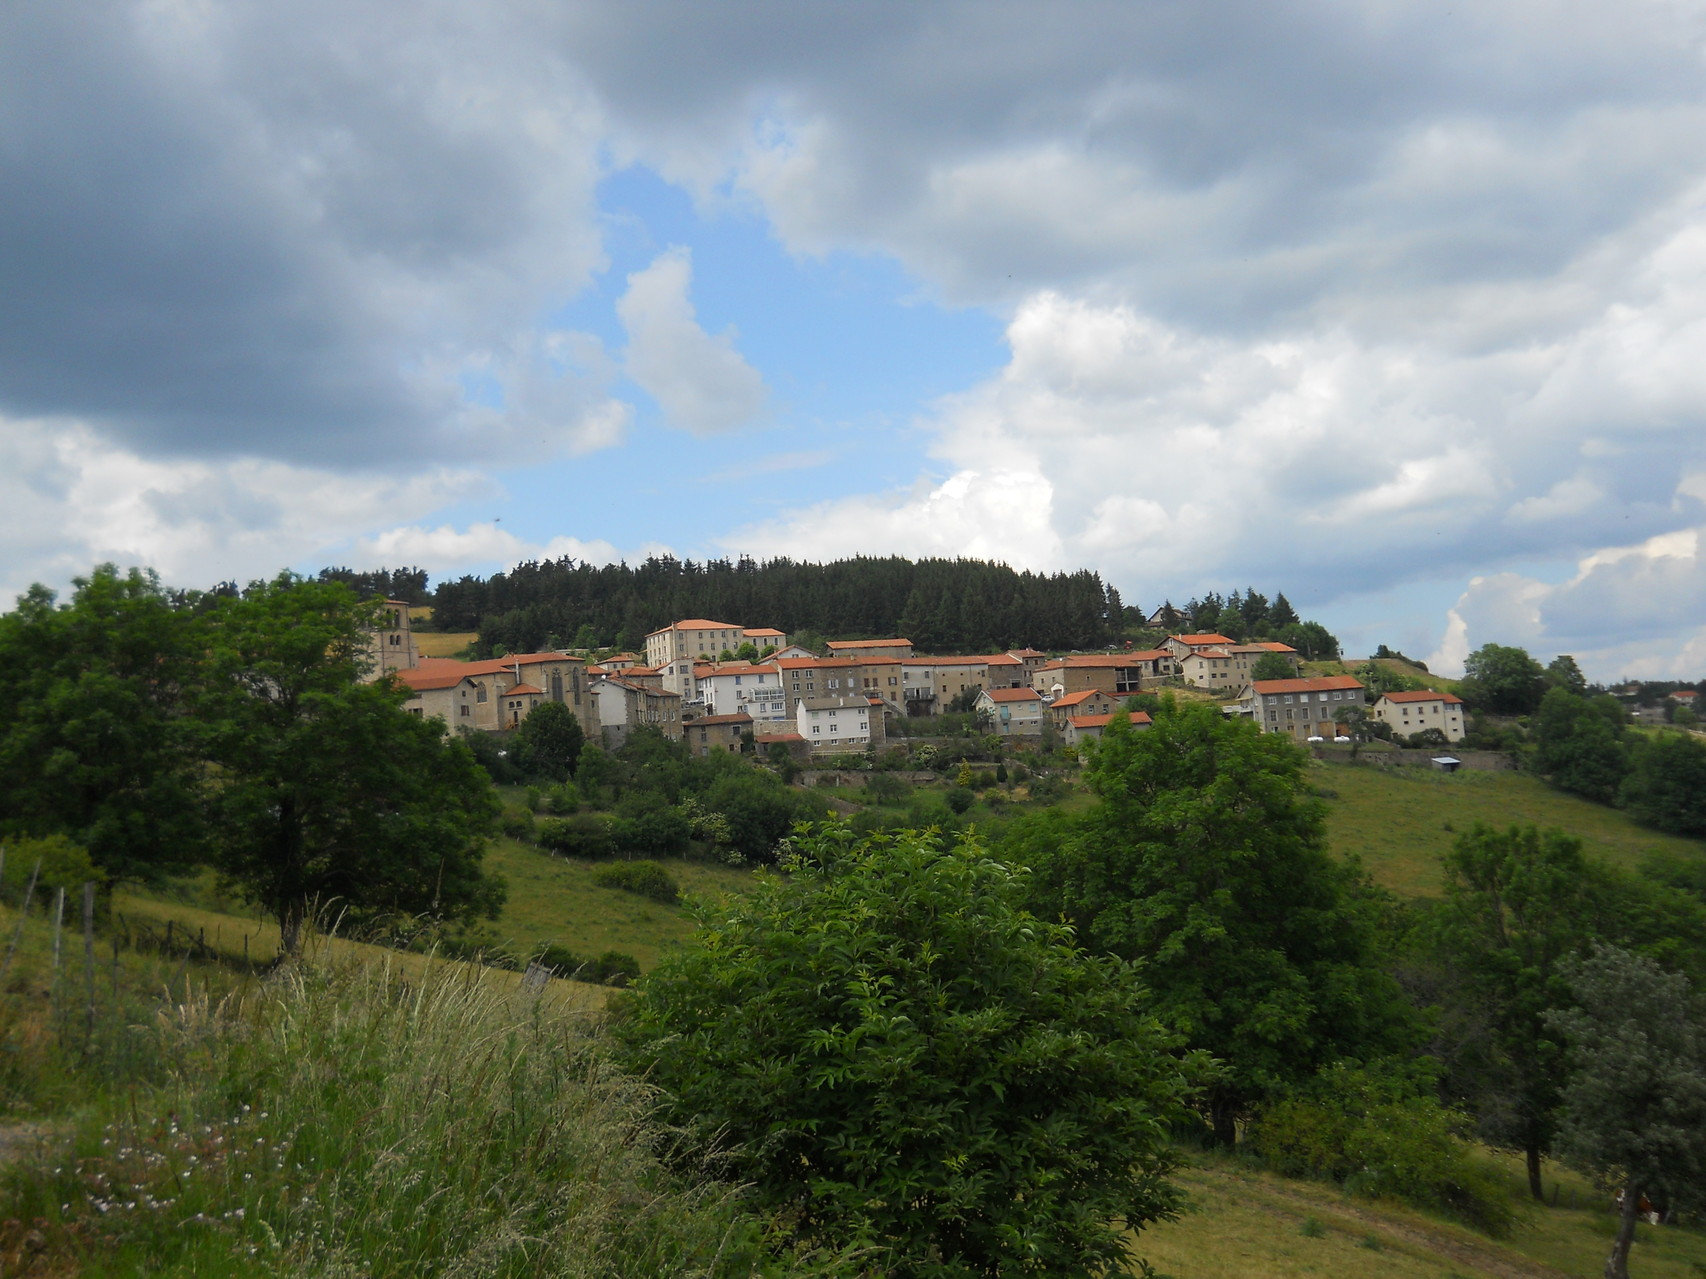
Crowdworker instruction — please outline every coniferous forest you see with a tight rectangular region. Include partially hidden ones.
[325,553,1337,657]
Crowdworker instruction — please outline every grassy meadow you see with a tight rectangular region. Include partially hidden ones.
[1138,1150,1706,1279]
[482,836,758,972]
[1314,759,1706,897]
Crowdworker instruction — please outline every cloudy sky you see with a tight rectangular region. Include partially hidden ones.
[5,0,1706,680]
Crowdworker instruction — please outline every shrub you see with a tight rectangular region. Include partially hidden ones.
[0,834,103,904]
[533,943,642,987]
[545,781,583,814]
[593,859,681,904]
[864,772,911,806]
[609,802,691,857]
[534,815,613,858]
[499,808,536,841]
[944,786,976,815]
[614,824,1201,1275]
[1248,1064,1516,1236]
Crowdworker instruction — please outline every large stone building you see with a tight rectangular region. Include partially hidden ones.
[1238,675,1366,741]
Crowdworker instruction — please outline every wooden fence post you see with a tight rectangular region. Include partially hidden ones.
[52,886,65,974]
[0,860,44,979]
[83,883,96,1047]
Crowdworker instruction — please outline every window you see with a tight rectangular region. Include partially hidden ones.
[830,723,838,733]
[812,724,820,735]
[459,705,470,717]
[475,684,487,703]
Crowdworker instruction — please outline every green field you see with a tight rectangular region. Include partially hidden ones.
[1316,759,1706,897]
[1138,1150,1706,1278]
[481,837,758,972]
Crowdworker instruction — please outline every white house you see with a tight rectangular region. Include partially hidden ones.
[975,686,1046,736]
[692,661,790,723]
[795,695,878,752]
[1372,690,1467,742]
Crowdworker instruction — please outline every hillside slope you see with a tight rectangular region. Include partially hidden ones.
[1136,1153,1704,1278]
[1316,760,1706,896]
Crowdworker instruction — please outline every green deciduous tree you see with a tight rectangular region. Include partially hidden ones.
[1429,824,1608,1199]
[1620,730,1706,837]
[1460,644,1545,716]
[511,700,584,782]
[1025,699,1413,1146]
[1544,654,1588,696]
[1250,652,1297,682]
[1532,687,1629,804]
[194,576,503,956]
[614,824,1203,1276]
[0,566,206,883]
[1544,945,1706,1279]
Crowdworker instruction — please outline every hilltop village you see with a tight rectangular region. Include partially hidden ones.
[373,605,1467,758]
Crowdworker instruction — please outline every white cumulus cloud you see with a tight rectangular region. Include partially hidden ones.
[618,248,767,434]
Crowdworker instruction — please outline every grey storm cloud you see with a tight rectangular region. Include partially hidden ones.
[0,1,609,466]
[6,0,1706,469]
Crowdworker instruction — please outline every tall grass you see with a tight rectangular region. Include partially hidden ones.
[0,952,843,1276]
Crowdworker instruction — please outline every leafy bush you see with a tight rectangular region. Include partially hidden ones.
[534,815,613,858]
[863,772,911,806]
[534,943,643,986]
[545,781,583,814]
[1249,1064,1516,1236]
[614,824,1202,1275]
[593,859,681,904]
[499,808,536,841]
[609,801,691,857]
[943,786,976,814]
[0,833,103,904]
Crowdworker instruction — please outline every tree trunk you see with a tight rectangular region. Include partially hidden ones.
[1525,1145,1544,1200]
[1605,1177,1641,1279]
[1209,1096,1239,1150]
[277,906,304,961]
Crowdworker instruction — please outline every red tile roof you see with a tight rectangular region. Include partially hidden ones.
[1380,690,1464,705]
[754,732,806,743]
[827,638,912,649]
[415,652,582,678]
[1051,689,1109,708]
[983,687,1043,703]
[393,668,474,692]
[689,713,754,727]
[1040,652,1168,670]
[777,656,900,670]
[1070,713,1117,729]
[693,661,777,678]
[647,619,744,636]
[1173,633,1235,646]
[1251,676,1366,695]
[507,683,542,696]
